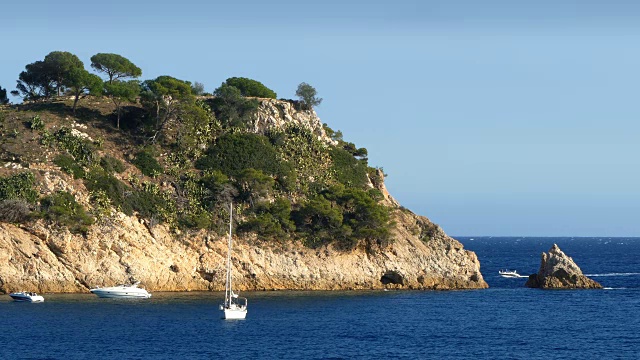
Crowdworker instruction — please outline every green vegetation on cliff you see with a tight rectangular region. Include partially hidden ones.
[0,50,392,250]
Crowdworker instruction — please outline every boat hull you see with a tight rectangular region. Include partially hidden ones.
[90,289,151,299]
[223,308,247,320]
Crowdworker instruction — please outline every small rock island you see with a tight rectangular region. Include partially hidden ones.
[525,244,602,289]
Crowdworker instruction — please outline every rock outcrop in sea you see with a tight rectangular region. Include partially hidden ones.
[525,244,602,289]
[0,98,488,293]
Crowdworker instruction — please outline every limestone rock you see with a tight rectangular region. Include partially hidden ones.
[0,169,487,293]
[525,244,602,289]
[250,99,337,145]
[0,205,487,293]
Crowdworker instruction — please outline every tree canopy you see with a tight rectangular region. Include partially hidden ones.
[140,76,194,137]
[296,82,323,109]
[104,80,140,128]
[14,51,85,100]
[90,53,142,83]
[43,51,84,96]
[65,67,103,114]
[0,86,8,104]
[210,83,259,128]
[223,77,277,99]
[15,60,55,100]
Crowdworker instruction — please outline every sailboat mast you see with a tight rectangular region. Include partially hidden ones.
[225,201,233,308]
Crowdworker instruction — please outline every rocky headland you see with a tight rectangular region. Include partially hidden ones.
[525,244,602,289]
[0,97,488,294]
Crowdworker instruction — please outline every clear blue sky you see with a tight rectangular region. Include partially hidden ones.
[2,0,639,236]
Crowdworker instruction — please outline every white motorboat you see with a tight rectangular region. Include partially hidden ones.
[220,201,247,320]
[9,291,44,302]
[499,269,520,278]
[90,282,152,299]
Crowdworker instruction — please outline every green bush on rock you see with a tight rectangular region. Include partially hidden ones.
[40,191,94,234]
[100,156,125,174]
[132,150,163,177]
[54,154,85,179]
[223,77,277,99]
[0,172,39,203]
[196,132,289,179]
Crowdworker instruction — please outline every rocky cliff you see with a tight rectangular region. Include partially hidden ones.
[0,208,486,293]
[525,244,602,289]
[0,98,487,293]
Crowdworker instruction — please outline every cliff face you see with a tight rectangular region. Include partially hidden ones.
[251,99,337,145]
[525,244,602,289]
[0,99,487,293]
[0,210,486,293]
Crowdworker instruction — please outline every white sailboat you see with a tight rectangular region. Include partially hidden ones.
[219,201,247,320]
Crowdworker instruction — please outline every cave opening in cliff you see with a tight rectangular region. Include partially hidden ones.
[380,270,404,285]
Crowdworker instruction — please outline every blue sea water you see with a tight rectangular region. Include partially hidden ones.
[2,237,639,359]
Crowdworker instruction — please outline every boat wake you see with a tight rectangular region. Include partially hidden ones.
[603,287,627,290]
[585,272,640,277]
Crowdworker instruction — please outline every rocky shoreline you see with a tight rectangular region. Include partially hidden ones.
[0,208,488,294]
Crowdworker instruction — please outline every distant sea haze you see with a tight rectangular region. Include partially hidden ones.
[2,237,638,359]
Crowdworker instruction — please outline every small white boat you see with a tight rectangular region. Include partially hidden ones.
[90,282,151,299]
[220,201,247,320]
[10,291,44,302]
[499,269,520,278]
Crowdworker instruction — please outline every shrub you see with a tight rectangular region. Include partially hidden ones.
[193,170,231,209]
[291,186,393,250]
[208,85,259,128]
[29,114,45,131]
[100,155,125,174]
[292,195,343,245]
[126,189,173,223]
[174,100,216,158]
[196,133,289,178]
[178,210,212,230]
[266,125,331,194]
[40,191,94,234]
[54,154,85,179]
[236,168,275,205]
[223,77,277,99]
[239,197,295,240]
[51,127,96,166]
[0,199,32,223]
[337,188,392,247]
[239,212,285,239]
[0,172,38,203]
[84,167,131,214]
[89,190,112,218]
[132,151,163,177]
[329,147,369,189]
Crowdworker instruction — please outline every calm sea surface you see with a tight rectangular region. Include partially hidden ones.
[2,237,639,359]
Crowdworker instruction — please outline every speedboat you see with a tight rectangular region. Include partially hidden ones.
[499,269,520,278]
[90,282,151,299]
[10,291,44,302]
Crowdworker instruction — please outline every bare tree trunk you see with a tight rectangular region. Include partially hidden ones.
[117,106,121,129]
[72,93,79,115]
[111,96,121,129]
